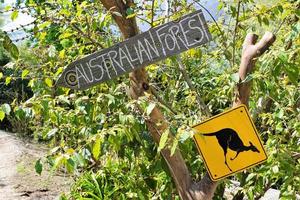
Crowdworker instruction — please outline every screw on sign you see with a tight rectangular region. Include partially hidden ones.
[56,10,212,90]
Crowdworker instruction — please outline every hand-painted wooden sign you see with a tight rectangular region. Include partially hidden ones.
[192,105,267,181]
[56,10,212,90]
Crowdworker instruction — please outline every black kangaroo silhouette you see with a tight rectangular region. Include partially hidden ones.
[201,128,260,171]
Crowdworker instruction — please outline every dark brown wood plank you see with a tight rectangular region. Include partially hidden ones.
[56,10,212,90]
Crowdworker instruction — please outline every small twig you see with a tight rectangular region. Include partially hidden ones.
[194,1,226,47]
[150,86,177,115]
[71,24,105,49]
[136,15,151,25]
[292,152,300,160]
[166,0,171,22]
[176,56,211,117]
[273,17,286,35]
[150,0,155,27]
[232,0,241,68]
[85,15,91,37]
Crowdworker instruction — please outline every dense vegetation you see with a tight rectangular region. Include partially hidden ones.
[0,0,299,199]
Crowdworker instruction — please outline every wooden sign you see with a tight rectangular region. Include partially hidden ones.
[193,105,267,181]
[56,10,212,90]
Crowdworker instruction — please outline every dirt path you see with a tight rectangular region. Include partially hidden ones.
[0,130,72,200]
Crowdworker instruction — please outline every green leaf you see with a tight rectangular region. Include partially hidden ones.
[217,2,223,10]
[179,130,192,143]
[66,158,75,173]
[245,173,256,182]
[158,128,169,151]
[126,7,136,19]
[11,10,18,21]
[126,7,134,16]
[0,110,5,121]
[272,165,279,174]
[170,139,178,156]
[3,35,12,51]
[146,103,156,116]
[9,43,19,59]
[21,69,29,79]
[126,13,136,19]
[241,74,253,84]
[231,73,240,83]
[92,137,101,160]
[4,5,11,11]
[277,5,283,13]
[1,104,11,115]
[35,159,43,175]
[46,128,58,139]
[5,77,11,85]
[262,17,269,25]
[45,78,53,87]
[0,72,3,79]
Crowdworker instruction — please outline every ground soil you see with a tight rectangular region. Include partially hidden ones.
[0,130,72,200]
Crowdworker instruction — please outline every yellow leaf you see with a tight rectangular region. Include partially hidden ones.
[39,32,47,41]
[59,32,73,39]
[59,50,65,59]
[21,69,29,79]
[126,13,136,19]
[92,137,101,160]
[5,77,11,85]
[45,78,53,87]
[0,110,5,121]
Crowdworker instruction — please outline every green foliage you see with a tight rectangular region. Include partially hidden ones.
[1,0,299,199]
[69,152,175,199]
[0,45,10,65]
[1,33,19,60]
[35,159,43,175]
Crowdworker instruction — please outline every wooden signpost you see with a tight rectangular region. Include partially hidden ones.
[56,10,212,90]
[193,105,267,181]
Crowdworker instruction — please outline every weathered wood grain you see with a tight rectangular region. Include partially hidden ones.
[56,10,212,90]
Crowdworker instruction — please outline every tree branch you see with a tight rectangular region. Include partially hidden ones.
[99,1,194,199]
[233,32,276,107]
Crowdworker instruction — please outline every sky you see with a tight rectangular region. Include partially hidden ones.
[1,0,220,41]
[1,0,35,41]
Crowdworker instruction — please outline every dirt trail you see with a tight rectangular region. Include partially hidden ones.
[0,130,72,200]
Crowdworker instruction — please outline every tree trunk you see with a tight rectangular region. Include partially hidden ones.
[99,1,275,199]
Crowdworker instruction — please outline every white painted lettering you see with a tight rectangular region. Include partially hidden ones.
[137,40,151,63]
[108,50,126,75]
[144,32,160,60]
[125,44,140,65]
[169,25,188,50]
[89,57,104,81]
[97,54,111,79]
[81,63,94,83]
[164,33,177,51]
[196,13,210,41]
[119,47,134,69]
[155,25,168,56]
[75,65,88,87]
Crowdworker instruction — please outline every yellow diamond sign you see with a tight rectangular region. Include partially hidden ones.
[193,104,267,181]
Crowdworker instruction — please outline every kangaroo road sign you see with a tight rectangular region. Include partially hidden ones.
[56,10,211,90]
[192,105,267,181]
